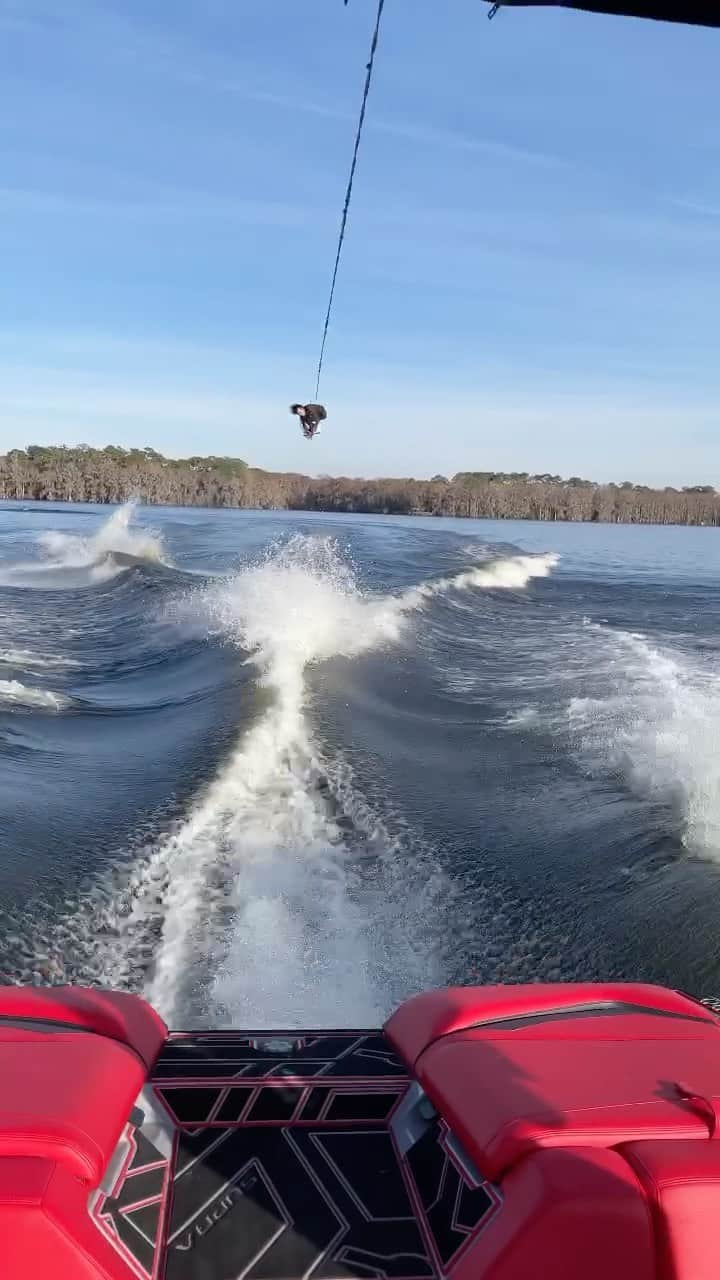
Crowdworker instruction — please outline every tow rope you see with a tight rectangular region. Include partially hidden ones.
[314,0,387,400]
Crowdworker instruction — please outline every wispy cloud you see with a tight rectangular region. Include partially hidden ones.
[1,384,252,426]
[0,185,317,225]
[4,0,717,483]
[0,0,64,34]
[5,0,568,175]
[0,0,148,46]
[370,116,568,170]
[2,368,718,487]
[189,73,568,170]
[180,75,354,125]
[669,197,720,220]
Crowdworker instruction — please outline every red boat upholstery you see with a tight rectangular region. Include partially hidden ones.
[0,1156,140,1280]
[385,982,714,1067]
[1,982,719,1279]
[450,1147,655,1280]
[0,1027,146,1183]
[0,988,169,1279]
[620,1141,720,1280]
[385,983,720,1179]
[0,984,167,1070]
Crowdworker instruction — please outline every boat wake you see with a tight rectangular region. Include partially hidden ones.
[0,679,70,711]
[569,627,720,861]
[0,503,169,588]
[0,648,80,672]
[0,533,559,1024]
[405,552,558,604]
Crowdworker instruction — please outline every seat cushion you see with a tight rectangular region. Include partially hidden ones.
[385,983,715,1068]
[415,1032,720,1179]
[450,1147,655,1280]
[0,1031,146,1184]
[0,1156,137,1280]
[0,986,167,1071]
[620,1140,720,1280]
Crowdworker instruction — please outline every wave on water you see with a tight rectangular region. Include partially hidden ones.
[4,534,558,1023]
[0,649,80,672]
[0,502,168,588]
[569,627,720,861]
[0,679,70,711]
[408,552,559,603]
[38,502,167,578]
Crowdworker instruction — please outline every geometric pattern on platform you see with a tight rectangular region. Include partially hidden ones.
[90,1030,502,1280]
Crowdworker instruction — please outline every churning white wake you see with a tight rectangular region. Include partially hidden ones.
[406,552,559,603]
[24,535,558,1025]
[135,537,558,1025]
[0,502,167,590]
[37,502,166,580]
[0,649,79,672]
[568,628,720,860]
[0,679,69,711]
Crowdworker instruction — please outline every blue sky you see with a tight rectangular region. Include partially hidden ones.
[1,0,718,483]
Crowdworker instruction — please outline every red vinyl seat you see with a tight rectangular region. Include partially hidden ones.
[0,1028,146,1184]
[0,985,167,1071]
[0,1156,140,1280]
[0,987,169,1278]
[620,1141,720,1280]
[385,984,720,1180]
[415,1033,720,1179]
[385,983,715,1068]
[450,1147,655,1280]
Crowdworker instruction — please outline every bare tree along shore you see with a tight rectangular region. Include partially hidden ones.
[1,445,718,525]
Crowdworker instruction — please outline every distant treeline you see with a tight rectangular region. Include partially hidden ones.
[0,444,719,525]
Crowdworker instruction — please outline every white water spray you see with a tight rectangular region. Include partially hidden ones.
[38,502,167,579]
[138,537,559,1024]
[13,535,558,1024]
[0,679,70,711]
[407,552,559,603]
[569,628,720,860]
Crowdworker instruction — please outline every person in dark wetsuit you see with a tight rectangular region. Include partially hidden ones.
[290,403,327,440]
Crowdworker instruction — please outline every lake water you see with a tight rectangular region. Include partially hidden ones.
[0,500,718,1025]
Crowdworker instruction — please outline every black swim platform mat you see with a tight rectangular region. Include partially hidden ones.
[93,1030,500,1280]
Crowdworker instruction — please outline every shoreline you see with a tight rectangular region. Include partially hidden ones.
[1,447,718,527]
